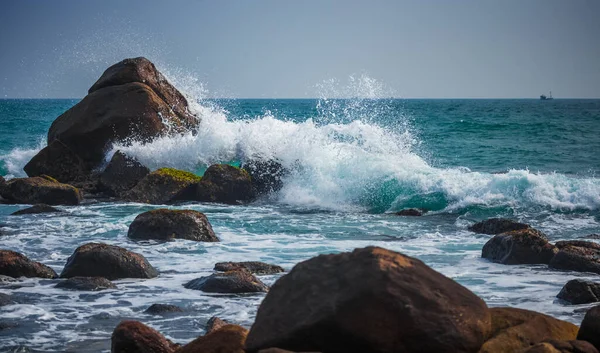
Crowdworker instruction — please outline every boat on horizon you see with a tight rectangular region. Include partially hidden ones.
[540,91,554,100]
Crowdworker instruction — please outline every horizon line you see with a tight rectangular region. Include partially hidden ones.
[2,97,600,100]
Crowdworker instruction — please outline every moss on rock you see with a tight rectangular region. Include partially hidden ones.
[155,168,201,183]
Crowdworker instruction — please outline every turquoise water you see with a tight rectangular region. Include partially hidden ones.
[1,97,600,351]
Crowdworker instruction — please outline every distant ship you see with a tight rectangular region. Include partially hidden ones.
[540,91,554,100]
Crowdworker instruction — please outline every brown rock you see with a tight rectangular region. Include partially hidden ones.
[205,316,228,334]
[100,151,150,196]
[145,304,184,315]
[550,241,600,274]
[111,320,178,353]
[0,175,82,205]
[557,279,600,305]
[184,269,268,293]
[214,261,284,275]
[60,243,158,280]
[469,218,531,235]
[23,139,87,183]
[395,208,425,216]
[176,324,247,353]
[245,246,491,353]
[11,204,62,216]
[0,250,57,278]
[128,209,218,242]
[524,340,598,353]
[55,276,116,291]
[481,228,557,265]
[578,305,600,349]
[124,168,201,204]
[479,307,579,353]
[194,164,255,204]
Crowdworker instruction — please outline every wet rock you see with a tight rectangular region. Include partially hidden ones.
[468,218,531,235]
[241,159,286,195]
[111,320,178,353]
[194,164,255,204]
[549,241,600,275]
[60,243,158,280]
[245,246,491,353]
[0,293,13,306]
[524,340,599,353]
[124,168,201,204]
[177,324,248,353]
[557,279,600,305]
[144,304,184,315]
[578,305,600,350]
[0,250,57,278]
[395,208,425,216]
[100,151,150,196]
[23,139,87,183]
[214,261,284,275]
[55,276,116,291]
[184,269,269,293]
[10,204,63,215]
[481,228,557,265]
[128,209,218,242]
[479,307,579,353]
[0,175,6,195]
[205,316,229,334]
[0,175,82,205]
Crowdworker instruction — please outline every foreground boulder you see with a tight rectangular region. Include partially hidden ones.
[144,304,183,315]
[23,140,87,183]
[111,320,178,353]
[0,250,57,278]
[0,176,82,205]
[245,246,491,353]
[60,243,158,280]
[194,164,255,204]
[550,241,600,275]
[469,218,531,235]
[177,324,248,353]
[11,204,62,216]
[524,340,598,353]
[100,151,150,196]
[241,159,286,195]
[214,261,284,275]
[128,209,218,242]
[184,269,269,293]
[557,279,600,305]
[479,307,578,353]
[55,276,116,291]
[481,228,557,265]
[125,168,200,204]
[578,305,600,350]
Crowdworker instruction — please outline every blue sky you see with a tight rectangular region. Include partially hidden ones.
[1,0,599,98]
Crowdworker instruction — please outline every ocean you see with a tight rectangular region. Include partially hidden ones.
[1,97,600,351]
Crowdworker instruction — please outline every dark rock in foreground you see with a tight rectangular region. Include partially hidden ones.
[100,151,150,196]
[246,246,491,353]
[395,208,425,216]
[205,316,229,334]
[524,340,599,353]
[128,209,218,242]
[194,164,255,204]
[469,218,531,235]
[125,168,201,204]
[482,228,557,265]
[578,305,600,350]
[176,324,247,353]
[242,159,286,195]
[23,140,87,183]
[184,269,268,294]
[550,241,600,275]
[11,204,63,216]
[0,175,82,205]
[60,243,158,280]
[111,320,178,353]
[0,250,57,279]
[557,279,600,305]
[144,304,183,315]
[55,276,116,291]
[214,261,284,275]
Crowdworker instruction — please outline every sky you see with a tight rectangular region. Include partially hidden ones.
[0,0,599,99]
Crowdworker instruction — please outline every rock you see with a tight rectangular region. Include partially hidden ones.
[468,218,531,235]
[60,243,158,280]
[0,275,17,284]
[524,340,599,353]
[549,241,600,275]
[194,164,255,204]
[206,316,229,334]
[184,269,269,293]
[100,151,150,196]
[55,276,116,291]
[10,204,63,216]
[176,324,248,353]
[0,175,82,205]
[557,279,600,305]
[578,305,600,349]
[395,208,425,216]
[0,293,13,306]
[214,261,284,275]
[0,250,57,278]
[479,307,579,353]
[111,320,178,353]
[23,139,87,183]
[481,228,557,265]
[124,168,201,204]
[0,175,6,195]
[241,159,286,195]
[127,209,218,242]
[144,304,183,315]
[245,246,491,353]
[580,234,600,240]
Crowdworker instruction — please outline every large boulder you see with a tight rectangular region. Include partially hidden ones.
[524,340,598,353]
[0,175,82,205]
[60,243,158,280]
[0,250,57,278]
[124,168,200,204]
[10,204,63,216]
[55,276,116,291]
[111,320,178,353]
[578,305,600,350]
[100,151,150,196]
[176,324,248,353]
[194,164,255,204]
[481,229,557,265]
[184,269,269,294]
[214,261,284,275]
[549,241,600,274]
[479,307,579,353]
[469,218,531,235]
[245,246,491,353]
[23,140,86,183]
[241,159,286,195]
[127,209,218,242]
[557,279,600,305]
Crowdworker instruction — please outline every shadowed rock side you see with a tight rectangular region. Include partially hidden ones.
[10,204,62,215]
[60,243,158,280]
[469,218,531,235]
[176,324,248,353]
[550,241,600,275]
[184,269,269,293]
[55,276,116,291]
[214,261,284,275]
[0,175,82,205]
[23,140,86,184]
[245,246,491,353]
[128,209,218,242]
[124,168,201,204]
[241,159,287,195]
[194,164,255,204]
[524,340,599,353]
[111,320,179,353]
[558,279,600,305]
[481,228,557,265]
[0,250,57,279]
[578,305,600,350]
[0,175,5,195]
[100,151,150,196]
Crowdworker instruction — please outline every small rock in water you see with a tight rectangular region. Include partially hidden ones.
[580,234,600,240]
[144,304,184,315]
[205,316,229,334]
[55,276,116,291]
[241,158,287,195]
[557,279,600,305]
[184,269,269,293]
[481,228,557,265]
[0,250,58,279]
[10,204,63,215]
[395,208,425,216]
[214,261,284,275]
[128,209,218,242]
[0,176,82,205]
[194,164,255,204]
[550,241,600,275]
[111,320,179,353]
[0,293,13,306]
[578,305,600,350]
[469,218,531,235]
[176,324,248,353]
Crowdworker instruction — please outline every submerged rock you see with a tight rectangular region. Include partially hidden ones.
[481,228,557,265]
[241,159,287,195]
[523,340,598,353]
[469,218,531,235]
[176,324,248,353]
[60,243,158,280]
[557,279,600,305]
[0,250,57,279]
[214,261,284,275]
[111,320,178,353]
[100,151,150,196]
[144,304,184,315]
[55,276,116,291]
[549,241,600,275]
[194,164,255,204]
[10,204,63,216]
[205,316,229,334]
[184,269,269,293]
[0,293,13,306]
[128,209,218,242]
[0,175,82,205]
[124,168,201,204]
[245,246,491,353]
[23,140,87,183]
[578,305,600,350]
[395,208,425,216]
